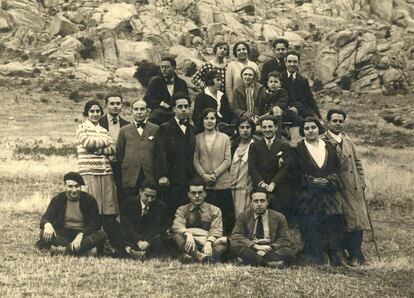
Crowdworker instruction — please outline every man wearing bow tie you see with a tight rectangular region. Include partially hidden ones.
[103,181,166,258]
[154,93,196,227]
[144,57,189,126]
[99,93,130,206]
[280,51,321,120]
[116,99,159,201]
[248,115,293,220]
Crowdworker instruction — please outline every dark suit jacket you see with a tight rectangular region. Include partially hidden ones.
[116,122,159,188]
[248,138,292,209]
[121,197,165,243]
[154,118,195,185]
[192,91,233,127]
[144,73,189,110]
[40,191,100,235]
[263,88,289,115]
[231,82,267,119]
[98,114,130,131]
[260,58,286,86]
[230,208,294,258]
[280,71,321,119]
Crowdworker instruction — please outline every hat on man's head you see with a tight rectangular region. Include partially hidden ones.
[63,172,85,186]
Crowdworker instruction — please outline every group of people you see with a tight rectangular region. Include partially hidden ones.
[36,39,370,270]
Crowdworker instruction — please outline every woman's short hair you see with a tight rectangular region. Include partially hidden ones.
[83,100,104,117]
[204,70,219,87]
[198,108,218,132]
[232,41,251,57]
[299,116,325,137]
[240,66,257,80]
[327,109,347,121]
[213,41,229,56]
[235,116,256,136]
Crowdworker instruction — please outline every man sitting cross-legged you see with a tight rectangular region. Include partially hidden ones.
[36,172,107,256]
[171,179,228,263]
[230,191,295,269]
[103,181,166,258]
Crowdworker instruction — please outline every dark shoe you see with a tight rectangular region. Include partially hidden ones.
[49,245,67,256]
[330,251,350,267]
[35,240,50,251]
[178,253,193,264]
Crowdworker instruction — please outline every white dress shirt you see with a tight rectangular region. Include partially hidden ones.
[304,139,326,168]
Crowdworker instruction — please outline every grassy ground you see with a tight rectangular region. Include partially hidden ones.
[0,83,413,297]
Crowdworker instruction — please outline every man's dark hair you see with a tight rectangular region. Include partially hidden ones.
[83,100,104,117]
[267,71,281,81]
[171,92,191,107]
[299,116,325,137]
[204,70,219,86]
[104,93,123,104]
[213,41,229,56]
[285,50,301,61]
[235,116,256,136]
[161,56,177,68]
[272,38,289,49]
[187,177,206,190]
[250,191,269,201]
[140,180,158,192]
[258,114,279,126]
[327,109,347,121]
[232,41,251,57]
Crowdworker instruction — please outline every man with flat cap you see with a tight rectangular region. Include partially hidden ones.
[36,172,107,256]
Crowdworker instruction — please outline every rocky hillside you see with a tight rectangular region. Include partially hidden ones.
[0,0,413,95]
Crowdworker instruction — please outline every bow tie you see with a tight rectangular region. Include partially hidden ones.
[178,119,188,125]
[111,118,118,125]
[136,122,146,129]
[166,78,174,85]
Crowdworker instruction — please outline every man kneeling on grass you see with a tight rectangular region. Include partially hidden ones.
[230,191,295,269]
[172,179,228,263]
[103,181,166,259]
[36,172,107,256]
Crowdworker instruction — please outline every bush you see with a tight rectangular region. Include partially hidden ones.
[133,60,161,89]
[79,37,96,59]
[68,90,82,102]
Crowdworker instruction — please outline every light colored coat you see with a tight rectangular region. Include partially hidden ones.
[321,132,370,231]
[194,131,231,190]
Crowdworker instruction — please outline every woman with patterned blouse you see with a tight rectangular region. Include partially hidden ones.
[191,41,229,92]
[77,100,118,221]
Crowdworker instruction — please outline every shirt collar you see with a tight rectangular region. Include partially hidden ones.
[133,119,147,125]
[286,70,296,79]
[328,130,342,143]
[254,209,268,219]
[190,203,205,212]
[204,87,224,101]
[175,117,187,126]
[265,136,276,144]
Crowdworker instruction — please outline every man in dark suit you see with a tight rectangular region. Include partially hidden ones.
[117,99,159,200]
[99,93,130,206]
[103,181,166,258]
[231,191,295,268]
[154,92,195,227]
[144,57,189,126]
[260,38,288,86]
[248,115,293,219]
[280,51,321,120]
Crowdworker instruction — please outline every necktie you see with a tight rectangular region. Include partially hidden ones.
[136,122,146,129]
[191,206,202,228]
[112,117,118,125]
[142,205,149,216]
[179,119,188,125]
[256,215,264,239]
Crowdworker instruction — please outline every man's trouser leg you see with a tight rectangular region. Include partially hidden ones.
[345,230,364,259]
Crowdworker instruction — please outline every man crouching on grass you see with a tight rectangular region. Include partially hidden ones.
[36,172,107,256]
[230,191,295,269]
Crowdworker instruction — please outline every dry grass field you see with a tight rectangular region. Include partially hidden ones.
[0,83,413,297]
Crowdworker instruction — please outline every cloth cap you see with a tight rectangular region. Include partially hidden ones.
[63,172,85,186]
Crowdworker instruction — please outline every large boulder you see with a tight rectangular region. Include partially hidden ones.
[370,0,393,22]
[5,0,45,31]
[74,62,111,84]
[116,40,158,67]
[95,3,137,31]
[0,62,34,77]
[50,15,78,37]
[113,67,142,89]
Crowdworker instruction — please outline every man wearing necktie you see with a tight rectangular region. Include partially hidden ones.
[154,93,196,228]
[103,181,166,258]
[116,99,159,202]
[99,94,130,206]
[144,57,189,126]
[172,180,227,263]
[248,115,293,221]
[280,51,321,121]
[321,109,370,266]
[231,191,295,268]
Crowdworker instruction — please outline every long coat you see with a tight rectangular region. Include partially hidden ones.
[231,82,267,119]
[116,121,159,188]
[321,132,370,231]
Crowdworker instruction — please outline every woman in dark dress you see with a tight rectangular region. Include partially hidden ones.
[291,117,346,267]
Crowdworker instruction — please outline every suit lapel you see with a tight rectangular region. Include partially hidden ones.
[248,210,256,238]
[268,211,276,242]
